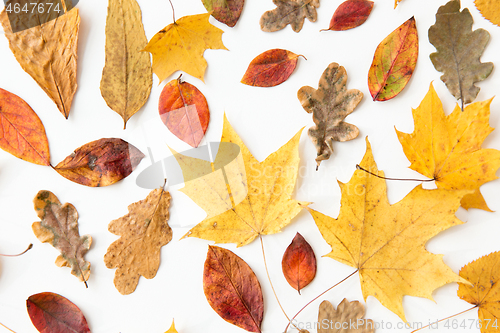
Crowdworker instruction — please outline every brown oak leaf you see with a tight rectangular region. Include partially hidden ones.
[260,0,320,33]
[318,299,374,333]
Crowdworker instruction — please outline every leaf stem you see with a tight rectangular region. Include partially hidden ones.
[356,165,435,182]
[0,321,16,333]
[168,0,176,22]
[411,305,478,332]
[0,243,33,257]
[283,269,359,333]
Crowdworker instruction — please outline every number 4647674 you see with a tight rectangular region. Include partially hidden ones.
[443,318,499,330]
[5,2,61,14]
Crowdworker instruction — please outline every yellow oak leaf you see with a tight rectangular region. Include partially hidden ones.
[144,13,227,83]
[179,114,307,247]
[475,0,500,27]
[396,83,500,211]
[458,251,500,333]
[306,137,470,321]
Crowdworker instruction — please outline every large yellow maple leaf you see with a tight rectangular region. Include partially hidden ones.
[307,138,470,321]
[396,83,500,211]
[144,13,227,83]
[178,115,307,247]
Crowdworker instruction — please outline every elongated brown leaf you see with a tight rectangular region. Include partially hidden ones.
[298,62,362,169]
[318,299,374,333]
[202,0,244,27]
[0,8,80,118]
[429,0,493,110]
[0,88,50,165]
[33,190,92,285]
[104,188,172,294]
[27,292,90,333]
[260,0,320,33]
[54,138,144,187]
[282,232,316,294]
[204,246,264,332]
[322,0,373,31]
[100,0,152,128]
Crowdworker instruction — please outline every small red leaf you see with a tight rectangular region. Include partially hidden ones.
[27,292,90,333]
[282,232,317,294]
[323,0,374,31]
[159,76,210,148]
[203,245,264,332]
[241,49,302,87]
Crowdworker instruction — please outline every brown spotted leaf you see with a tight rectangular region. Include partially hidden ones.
[202,0,244,27]
[203,245,264,332]
[260,0,320,33]
[318,299,374,333]
[282,232,316,294]
[429,0,493,111]
[104,188,172,295]
[298,62,362,169]
[322,0,373,31]
[54,138,144,187]
[241,49,302,87]
[0,7,80,118]
[33,190,92,286]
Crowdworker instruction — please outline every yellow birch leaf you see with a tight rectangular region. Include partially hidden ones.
[306,137,470,321]
[475,0,500,27]
[179,115,308,247]
[396,83,500,211]
[144,13,227,83]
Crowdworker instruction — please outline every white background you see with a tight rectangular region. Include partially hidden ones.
[0,0,499,332]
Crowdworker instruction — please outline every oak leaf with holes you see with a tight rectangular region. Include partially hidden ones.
[104,188,172,294]
[260,0,320,33]
[33,190,92,285]
[144,13,227,83]
[396,83,500,211]
[318,298,374,333]
[458,251,500,333]
[179,115,308,247]
[306,137,470,321]
[298,62,362,169]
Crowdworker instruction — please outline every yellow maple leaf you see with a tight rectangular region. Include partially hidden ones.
[458,251,500,333]
[306,138,470,321]
[396,83,500,211]
[144,13,227,83]
[475,0,500,27]
[179,115,307,247]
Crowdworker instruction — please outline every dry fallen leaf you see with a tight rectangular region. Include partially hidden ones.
[0,88,50,166]
[318,299,374,333]
[204,245,264,332]
[322,0,373,31]
[429,0,493,111]
[282,232,316,294]
[27,292,90,333]
[144,13,227,83]
[0,8,80,118]
[298,62,362,169]
[33,190,92,286]
[458,251,500,333]
[260,0,320,33]
[306,137,470,321]
[368,17,418,101]
[202,0,244,27]
[54,138,144,187]
[104,188,172,295]
[475,0,500,27]
[180,115,307,247]
[100,0,152,128]
[396,83,500,211]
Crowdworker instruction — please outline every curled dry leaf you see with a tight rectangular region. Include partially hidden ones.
[159,76,209,148]
[144,13,227,83]
[396,84,500,211]
[204,245,264,332]
[322,0,373,31]
[260,0,320,33]
[202,0,244,27]
[458,251,500,333]
[282,232,316,294]
[298,62,362,169]
[100,0,153,128]
[0,88,50,166]
[54,138,144,187]
[475,0,500,27]
[104,188,172,295]
[368,17,418,101]
[241,49,303,87]
[33,190,92,285]
[27,292,90,333]
[429,0,493,111]
[0,8,80,118]
[318,299,374,333]
[307,138,470,321]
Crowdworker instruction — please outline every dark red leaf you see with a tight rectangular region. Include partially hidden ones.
[323,0,374,31]
[282,232,317,294]
[27,292,90,333]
